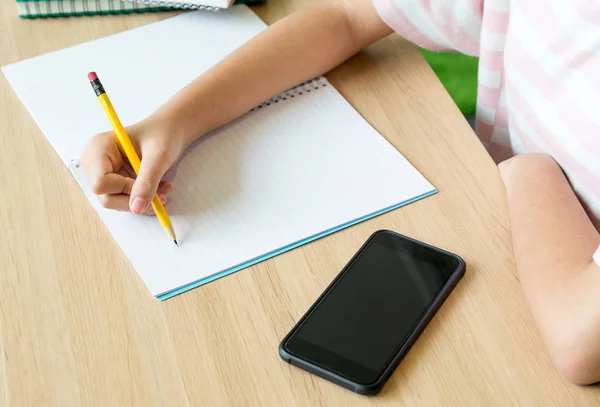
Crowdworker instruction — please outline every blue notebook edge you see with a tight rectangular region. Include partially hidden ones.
[156,188,438,300]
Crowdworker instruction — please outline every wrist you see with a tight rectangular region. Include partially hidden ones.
[145,105,205,150]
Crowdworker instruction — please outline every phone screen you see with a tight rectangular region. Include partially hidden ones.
[283,231,462,385]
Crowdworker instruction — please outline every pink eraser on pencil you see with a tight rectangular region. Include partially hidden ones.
[87,72,98,81]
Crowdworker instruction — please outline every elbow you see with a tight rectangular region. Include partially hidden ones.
[499,153,559,187]
[554,355,598,385]
[548,332,600,385]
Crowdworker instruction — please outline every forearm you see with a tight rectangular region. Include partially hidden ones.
[501,154,599,290]
[155,0,391,145]
[500,154,600,384]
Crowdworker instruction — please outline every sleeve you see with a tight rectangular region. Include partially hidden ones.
[372,0,484,56]
[593,245,600,267]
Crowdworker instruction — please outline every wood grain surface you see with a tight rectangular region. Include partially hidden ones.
[1,0,599,405]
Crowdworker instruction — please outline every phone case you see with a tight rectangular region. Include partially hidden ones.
[279,230,466,395]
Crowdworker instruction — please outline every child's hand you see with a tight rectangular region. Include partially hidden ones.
[81,117,187,215]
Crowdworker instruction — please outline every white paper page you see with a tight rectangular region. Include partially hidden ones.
[69,79,435,297]
[3,8,436,298]
[2,6,266,165]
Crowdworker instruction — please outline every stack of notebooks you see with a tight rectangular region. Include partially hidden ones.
[16,0,263,18]
[3,6,436,300]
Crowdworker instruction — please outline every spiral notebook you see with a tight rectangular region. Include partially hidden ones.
[16,0,264,18]
[134,0,234,10]
[2,6,436,300]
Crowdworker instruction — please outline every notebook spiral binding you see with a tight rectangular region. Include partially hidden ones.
[122,0,220,11]
[250,77,328,112]
[68,78,329,170]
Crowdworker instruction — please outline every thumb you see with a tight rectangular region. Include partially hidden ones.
[130,150,170,214]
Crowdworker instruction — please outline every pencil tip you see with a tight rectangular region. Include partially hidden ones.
[174,240,178,246]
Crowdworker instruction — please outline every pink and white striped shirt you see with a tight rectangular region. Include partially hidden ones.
[373,0,600,230]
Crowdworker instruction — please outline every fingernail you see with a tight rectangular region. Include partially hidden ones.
[131,197,148,214]
[159,195,168,205]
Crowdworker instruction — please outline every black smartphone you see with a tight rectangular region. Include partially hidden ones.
[279,230,465,395]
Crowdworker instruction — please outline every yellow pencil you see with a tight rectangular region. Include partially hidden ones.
[88,72,177,246]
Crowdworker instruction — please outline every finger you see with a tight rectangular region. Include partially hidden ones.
[81,133,124,195]
[157,181,174,194]
[91,173,135,196]
[117,167,175,194]
[120,161,136,179]
[98,193,167,213]
[130,150,171,214]
[143,194,168,216]
[82,152,115,196]
[144,205,169,217]
[97,194,131,211]
[117,169,173,195]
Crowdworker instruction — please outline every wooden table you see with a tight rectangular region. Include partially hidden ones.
[1,1,599,406]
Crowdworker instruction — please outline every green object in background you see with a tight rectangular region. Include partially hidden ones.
[419,49,478,116]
